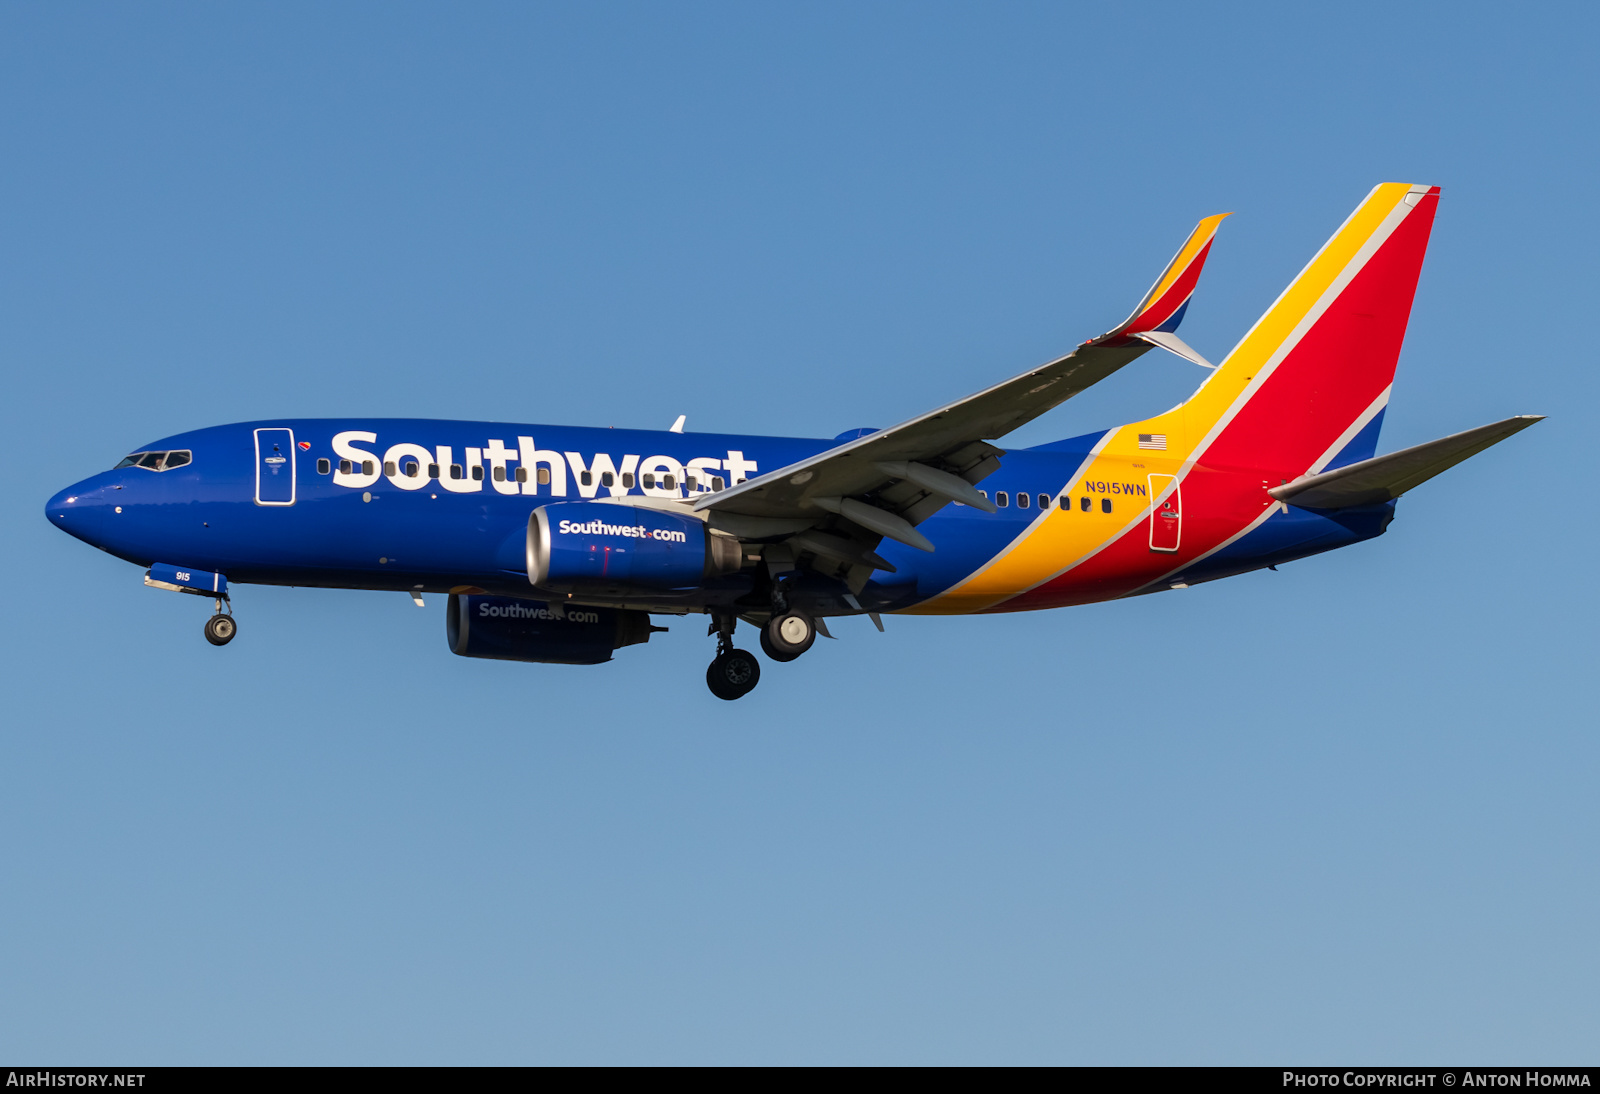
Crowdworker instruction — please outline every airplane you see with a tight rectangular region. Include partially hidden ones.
[45,183,1542,700]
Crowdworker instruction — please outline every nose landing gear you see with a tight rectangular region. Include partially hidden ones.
[204,599,237,646]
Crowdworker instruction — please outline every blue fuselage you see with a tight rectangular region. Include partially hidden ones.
[45,418,1391,615]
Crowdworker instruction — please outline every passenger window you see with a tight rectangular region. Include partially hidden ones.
[979,490,988,500]
[580,471,593,486]
[516,467,528,483]
[1017,492,1030,509]
[404,462,419,478]
[428,463,440,478]
[495,466,507,482]
[165,451,191,469]
[686,476,697,491]
[471,466,484,481]
[317,458,331,475]
[996,491,1009,507]
[642,473,655,488]
[712,476,724,491]
[663,475,676,490]
[621,472,634,488]
[1058,495,1068,510]
[450,464,462,480]
[600,471,613,487]
[384,461,397,476]
[1038,494,1049,509]
[1080,496,1091,512]
[1101,498,1112,513]
[537,468,550,485]
[340,459,352,474]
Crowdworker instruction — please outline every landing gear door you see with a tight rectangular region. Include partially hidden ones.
[1148,473,1180,552]
[254,427,297,506]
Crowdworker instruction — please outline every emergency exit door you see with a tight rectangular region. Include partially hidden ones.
[1148,474,1180,552]
[254,427,297,506]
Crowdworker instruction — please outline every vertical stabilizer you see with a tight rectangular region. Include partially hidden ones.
[1181,183,1440,478]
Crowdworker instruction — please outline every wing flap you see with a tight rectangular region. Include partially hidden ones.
[1270,415,1544,509]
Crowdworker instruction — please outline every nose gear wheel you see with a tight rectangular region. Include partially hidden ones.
[204,613,237,646]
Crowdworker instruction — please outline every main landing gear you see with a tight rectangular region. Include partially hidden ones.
[204,599,237,646]
[759,610,816,662]
[706,613,760,701]
[704,609,820,699]
[706,646,761,701]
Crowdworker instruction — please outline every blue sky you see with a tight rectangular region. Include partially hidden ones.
[1,2,1596,1064]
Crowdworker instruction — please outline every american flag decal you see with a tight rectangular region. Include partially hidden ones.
[1137,433,1167,451]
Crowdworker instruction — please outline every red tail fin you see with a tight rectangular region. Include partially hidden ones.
[1185,183,1440,477]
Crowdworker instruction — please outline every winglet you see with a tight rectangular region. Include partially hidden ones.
[1100,212,1231,341]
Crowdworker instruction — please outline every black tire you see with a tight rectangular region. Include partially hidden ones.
[759,629,800,662]
[706,648,761,700]
[204,614,237,646]
[761,611,815,661]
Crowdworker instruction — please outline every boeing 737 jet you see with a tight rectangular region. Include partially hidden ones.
[46,184,1541,698]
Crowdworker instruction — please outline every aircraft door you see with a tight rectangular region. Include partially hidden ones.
[254,428,297,506]
[1148,474,1180,552]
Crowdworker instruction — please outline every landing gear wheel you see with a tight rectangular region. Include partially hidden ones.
[760,611,815,662]
[706,648,761,700]
[204,614,237,646]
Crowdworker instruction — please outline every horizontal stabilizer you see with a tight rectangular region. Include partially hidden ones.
[1270,415,1544,509]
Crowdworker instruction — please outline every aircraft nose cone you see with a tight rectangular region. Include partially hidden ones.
[46,480,111,546]
[45,485,76,525]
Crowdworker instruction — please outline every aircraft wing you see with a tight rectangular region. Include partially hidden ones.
[694,213,1230,552]
[1269,415,1545,510]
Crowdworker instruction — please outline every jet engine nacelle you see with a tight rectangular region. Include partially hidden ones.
[527,502,742,592]
[446,593,655,665]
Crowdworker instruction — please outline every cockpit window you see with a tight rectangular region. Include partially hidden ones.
[115,450,193,472]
